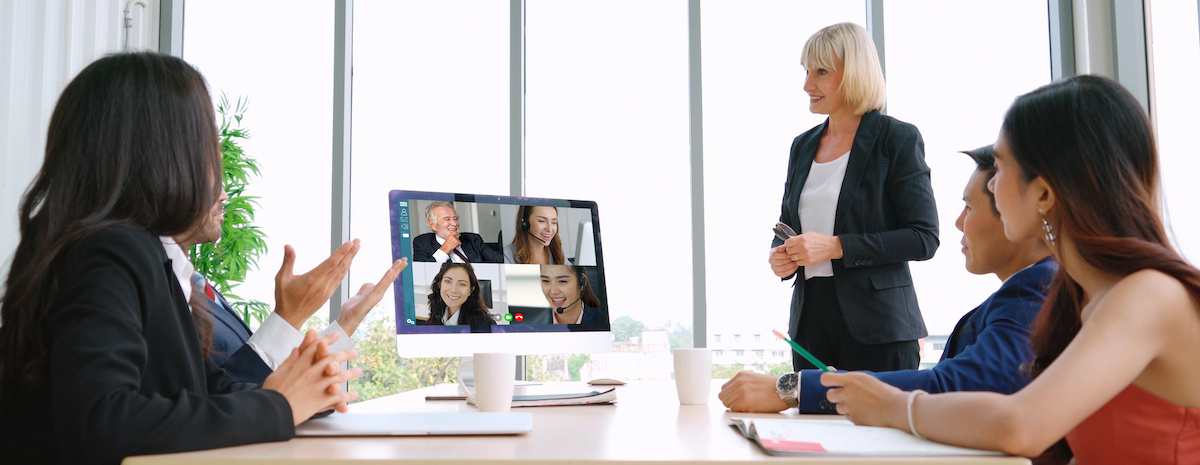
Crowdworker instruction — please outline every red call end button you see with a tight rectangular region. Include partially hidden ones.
[514,313,524,322]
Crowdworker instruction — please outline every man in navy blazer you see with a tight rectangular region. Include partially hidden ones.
[412,201,504,263]
[720,145,1054,413]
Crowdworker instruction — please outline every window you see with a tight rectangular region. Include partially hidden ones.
[1149,1,1200,262]
[884,0,1052,336]
[753,349,763,357]
[714,350,724,357]
[701,1,866,358]
[714,334,721,343]
[754,334,760,342]
[733,334,740,342]
[734,350,744,357]
[525,0,690,381]
[182,0,334,317]
[348,0,510,328]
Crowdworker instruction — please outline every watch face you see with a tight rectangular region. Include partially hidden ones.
[777,372,798,392]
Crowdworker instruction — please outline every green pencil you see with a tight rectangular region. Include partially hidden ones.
[772,329,832,372]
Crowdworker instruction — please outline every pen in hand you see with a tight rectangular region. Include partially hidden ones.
[772,329,833,372]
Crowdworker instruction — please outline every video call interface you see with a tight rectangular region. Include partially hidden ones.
[388,190,611,334]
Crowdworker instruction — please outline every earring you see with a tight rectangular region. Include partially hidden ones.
[1040,209,1056,246]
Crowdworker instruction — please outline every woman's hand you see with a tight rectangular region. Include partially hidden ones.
[719,371,789,412]
[769,246,800,278]
[263,330,363,425]
[820,372,908,429]
[274,240,361,329]
[784,232,842,266]
[338,258,408,336]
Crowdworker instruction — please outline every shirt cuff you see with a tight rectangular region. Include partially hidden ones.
[246,312,304,370]
[320,321,355,353]
[432,249,449,264]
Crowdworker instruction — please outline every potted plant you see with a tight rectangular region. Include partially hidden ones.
[190,94,270,326]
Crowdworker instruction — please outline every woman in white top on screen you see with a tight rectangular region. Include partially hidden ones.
[540,265,603,325]
[504,206,565,264]
[424,262,496,326]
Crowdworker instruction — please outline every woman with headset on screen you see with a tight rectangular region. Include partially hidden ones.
[540,265,603,325]
[424,262,497,326]
[504,206,566,264]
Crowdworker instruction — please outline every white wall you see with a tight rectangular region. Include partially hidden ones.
[0,0,159,280]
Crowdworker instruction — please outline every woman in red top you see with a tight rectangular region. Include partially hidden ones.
[819,75,1200,464]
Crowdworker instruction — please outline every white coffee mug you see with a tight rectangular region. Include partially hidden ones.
[672,348,712,405]
[457,352,516,412]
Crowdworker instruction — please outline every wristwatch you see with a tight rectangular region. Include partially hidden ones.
[776,372,799,408]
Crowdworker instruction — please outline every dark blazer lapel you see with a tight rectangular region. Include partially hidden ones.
[834,110,882,234]
[209,289,253,342]
[787,119,827,228]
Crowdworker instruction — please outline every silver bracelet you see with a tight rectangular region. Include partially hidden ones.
[907,389,928,439]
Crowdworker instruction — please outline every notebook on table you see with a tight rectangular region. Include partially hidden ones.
[296,412,533,436]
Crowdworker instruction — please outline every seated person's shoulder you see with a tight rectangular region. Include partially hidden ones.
[64,223,157,260]
[1113,269,1196,313]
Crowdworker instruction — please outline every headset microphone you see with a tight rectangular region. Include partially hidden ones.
[555,296,582,315]
[555,274,588,314]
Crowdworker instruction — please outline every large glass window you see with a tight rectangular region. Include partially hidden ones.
[1149,1,1200,263]
[349,0,510,399]
[885,0,1052,337]
[183,0,334,317]
[525,0,691,380]
[700,0,865,374]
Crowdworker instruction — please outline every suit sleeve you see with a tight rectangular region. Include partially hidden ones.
[412,234,436,262]
[472,234,505,263]
[48,232,293,465]
[798,275,1043,413]
[773,134,808,281]
[216,344,274,384]
[838,124,940,268]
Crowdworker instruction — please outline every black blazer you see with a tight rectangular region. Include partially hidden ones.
[0,225,293,465]
[411,232,504,263]
[776,110,939,345]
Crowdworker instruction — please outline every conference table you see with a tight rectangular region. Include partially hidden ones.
[123,380,1031,464]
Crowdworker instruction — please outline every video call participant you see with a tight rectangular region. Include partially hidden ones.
[412,201,504,264]
[823,76,1200,464]
[504,205,565,265]
[423,262,497,326]
[771,22,938,372]
[721,144,1053,414]
[182,206,407,382]
[0,53,357,464]
[540,265,603,325]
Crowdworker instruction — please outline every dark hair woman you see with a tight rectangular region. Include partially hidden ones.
[820,75,1200,464]
[424,262,497,326]
[0,53,358,465]
[539,265,603,325]
[504,205,566,264]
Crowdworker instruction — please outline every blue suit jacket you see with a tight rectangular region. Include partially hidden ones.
[798,257,1056,413]
[191,273,273,384]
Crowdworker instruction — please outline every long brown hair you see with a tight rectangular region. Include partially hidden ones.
[512,205,565,264]
[1003,75,1200,464]
[0,53,222,405]
[426,262,493,324]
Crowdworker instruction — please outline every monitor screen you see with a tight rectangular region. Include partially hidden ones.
[388,190,612,357]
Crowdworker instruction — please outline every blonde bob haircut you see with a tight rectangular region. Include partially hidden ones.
[801,22,886,115]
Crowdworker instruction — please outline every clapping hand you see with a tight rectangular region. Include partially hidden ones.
[274,240,361,329]
[263,330,363,425]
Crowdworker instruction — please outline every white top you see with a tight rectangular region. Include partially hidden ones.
[442,308,462,325]
[502,243,557,265]
[798,151,850,280]
[432,235,467,264]
[162,237,352,370]
[160,236,194,305]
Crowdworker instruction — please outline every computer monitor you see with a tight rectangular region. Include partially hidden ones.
[388,190,612,357]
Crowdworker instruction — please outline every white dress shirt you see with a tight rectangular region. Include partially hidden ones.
[432,234,468,264]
